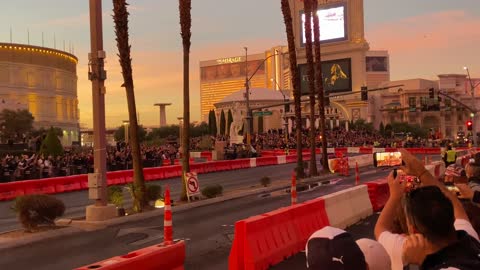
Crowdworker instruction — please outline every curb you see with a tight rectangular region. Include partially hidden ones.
[0,226,83,251]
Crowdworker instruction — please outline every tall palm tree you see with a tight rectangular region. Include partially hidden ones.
[112,0,147,211]
[179,0,192,200]
[281,0,304,178]
[312,0,328,172]
[304,0,318,176]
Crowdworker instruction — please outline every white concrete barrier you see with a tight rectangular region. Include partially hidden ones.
[373,148,385,153]
[348,154,372,168]
[277,155,286,165]
[250,158,257,168]
[190,152,201,158]
[323,185,373,229]
[327,148,335,154]
[347,147,360,154]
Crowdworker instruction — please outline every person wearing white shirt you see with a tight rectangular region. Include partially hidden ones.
[374,149,480,270]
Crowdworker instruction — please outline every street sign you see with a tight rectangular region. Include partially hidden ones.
[252,111,273,117]
[185,172,200,197]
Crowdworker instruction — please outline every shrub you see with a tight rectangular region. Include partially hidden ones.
[39,127,64,157]
[201,184,223,198]
[146,184,162,202]
[260,176,271,187]
[12,195,65,232]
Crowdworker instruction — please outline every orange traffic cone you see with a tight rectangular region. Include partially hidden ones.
[291,172,297,205]
[164,185,173,245]
[355,162,360,185]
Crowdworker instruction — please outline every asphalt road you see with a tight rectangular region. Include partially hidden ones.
[0,165,393,270]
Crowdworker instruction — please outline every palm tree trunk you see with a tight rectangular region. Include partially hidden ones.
[179,0,192,201]
[312,0,329,172]
[112,0,147,211]
[304,0,318,176]
[281,0,304,178]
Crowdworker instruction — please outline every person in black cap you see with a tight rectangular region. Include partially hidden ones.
[306,226,391,270]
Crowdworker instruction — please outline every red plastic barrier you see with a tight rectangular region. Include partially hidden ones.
[229,198,329,270]
[20,179,57,195]
[384,148,398,152]
[75,240,185,270]
[143,167,165,181]
[0,182,25,201]
[365,179,390,212]
[107,171,126,185]
[123,170,134,183]
[286,155,297,164]
[203,162,217,173]
[256,157,277,167]
[190,163,205,174]
[200,151,212,161]
[163,165,182,178]
[53,175,83,193]
[334,148,348,155]
[359,147,373,154]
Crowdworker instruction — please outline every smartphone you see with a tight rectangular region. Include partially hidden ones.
[373,151,403,167]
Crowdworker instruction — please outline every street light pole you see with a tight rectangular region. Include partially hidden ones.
[244,47,252,152]
[465,66,478,148]
[86,0,115,221]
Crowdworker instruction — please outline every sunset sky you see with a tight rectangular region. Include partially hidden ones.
[0,0,478,129]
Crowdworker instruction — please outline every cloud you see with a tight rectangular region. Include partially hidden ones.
[367,10,480,80]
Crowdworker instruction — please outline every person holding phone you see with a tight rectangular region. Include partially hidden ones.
[374,149,480,270]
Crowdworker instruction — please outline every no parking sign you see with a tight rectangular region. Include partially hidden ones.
[185,172,200,197]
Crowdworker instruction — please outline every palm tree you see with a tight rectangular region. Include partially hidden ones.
[179,0,192,200]
[281,0,304,178]
[304,0,318,176]
[312,0,328,172]
[112,0,147,211]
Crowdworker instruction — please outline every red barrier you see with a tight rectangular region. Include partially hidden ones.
[203,162,217,173]
[75,241,185,270]
[189,163,205,174]
[256,157,277,167]
[359,147,373,154]
[123,170,133,183]
[215,160,232,171]
[365,179,390,212]
[163,166,182,179]
[200,151,212,161]
[22,179,57,195]
[334,148,348,155]
[385,148,398,152]
[285,155,297,164]
[0,182,25,201]
[53,175,83,193]
[143,167,165,181]
[107,171,126,185]
[229,198,329,270]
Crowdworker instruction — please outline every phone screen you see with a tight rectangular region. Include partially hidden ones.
[374,152,402,167]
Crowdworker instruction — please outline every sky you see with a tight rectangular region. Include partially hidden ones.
[0,0,478,129]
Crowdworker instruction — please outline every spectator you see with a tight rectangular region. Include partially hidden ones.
[306,226,391,270]
[375,149,480,270]
[466,153,480,192]
[442,145,457,167]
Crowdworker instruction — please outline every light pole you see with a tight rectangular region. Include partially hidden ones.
[271,78,290,145]
[464,66,478,147]
[86,0,115,221]
[243,48,284,153]
[177,117,184,153]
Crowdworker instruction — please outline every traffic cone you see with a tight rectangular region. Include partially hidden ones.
[291,172,297,205]
[355,162,360,185]
[164,185,173,245]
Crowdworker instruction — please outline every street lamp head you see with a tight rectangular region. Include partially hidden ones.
[464,66,468,70]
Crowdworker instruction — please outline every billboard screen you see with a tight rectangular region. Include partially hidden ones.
[201,60,265,81]
[366,56,388,72]
[301,4,347,45]
[299,58,352,95]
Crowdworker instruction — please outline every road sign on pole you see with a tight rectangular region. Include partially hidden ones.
[185,172,200,197]
[252,111,273,117]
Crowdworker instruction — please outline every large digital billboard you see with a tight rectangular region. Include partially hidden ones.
[301,4,347,45]
[299,58,352,95]
[200,60,265,81]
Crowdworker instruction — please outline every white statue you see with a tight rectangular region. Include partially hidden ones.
[229,102,244,144]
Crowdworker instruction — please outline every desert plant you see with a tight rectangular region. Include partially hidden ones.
[260,176,271,187]
[146,184,162,202]
[12,195,65,232]
[201,184,223,198]
[108,186,124,207]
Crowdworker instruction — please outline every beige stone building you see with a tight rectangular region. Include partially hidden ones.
[0,42,79,145]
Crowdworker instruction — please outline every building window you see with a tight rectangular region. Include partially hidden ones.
[421,96,440,111]
[444,99,451,111]
[408,97,416,112]
[445,114,451,121]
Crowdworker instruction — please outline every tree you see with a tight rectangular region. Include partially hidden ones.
[385,123,393,138]
[312,0,328,173]
[114,125,147,142]
[219,110,226,135]
[304,0,318,176]
[112,0,146,212]
[208,110,215,135]
[211,111,217,136]
[379,122,385,137]
[227,109,233,136]
[0,109,34,143]
[281,0,304,178]
[39,127,64,157]
[179,0,192,201]
[258,116,264,133]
